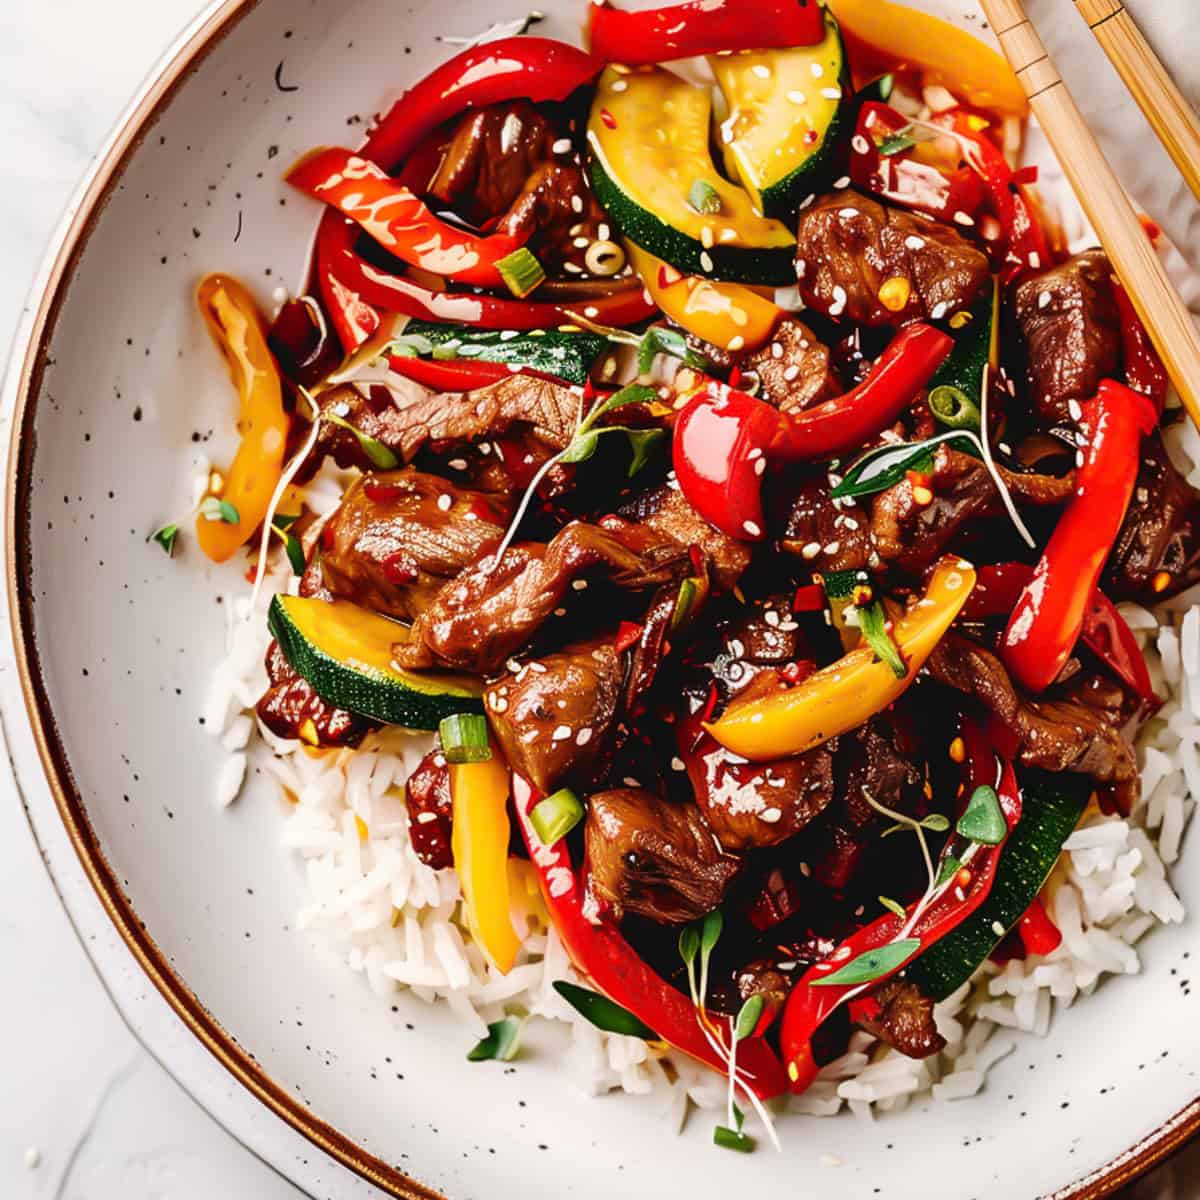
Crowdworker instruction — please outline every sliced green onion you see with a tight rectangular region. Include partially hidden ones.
[438,713,492,764]
[687,179,723,215]
[878,132,917,157]
[530,788,584,846]
[857,601,907,679]
[199,496,240,524]
[323,411,400,470]
[819,568,871,601]
[497,247,547,299]
[810,937,921,988]
[467,1015,524,1062]
[152,523,179,556]
[956,784,1007,845]
[713,1125,755,1153]
[929,384,981,432]
[283,532,306,575]
[552,981,658,1039]
[734,993,765,1040]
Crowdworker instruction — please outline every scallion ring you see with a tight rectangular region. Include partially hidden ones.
[530,788,584,845]
[438,713,492,764]
[929,384,981,432]
[496,247,547,299]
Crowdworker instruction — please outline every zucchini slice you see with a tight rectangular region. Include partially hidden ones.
[587,67,796,285]
[269,595,483,730]
[711,9,851,220]
[907,770,1088,1001]
[400,321,607,387]
[928,277,1000,407]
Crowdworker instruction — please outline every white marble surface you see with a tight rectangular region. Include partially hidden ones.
[0,1,1196,1198]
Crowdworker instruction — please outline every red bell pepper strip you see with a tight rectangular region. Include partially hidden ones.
[387,355,518,391]
[966,562,1159,709]
[951,114,1049,274]
[361,37,602,170]
[850,102,985,222]
[672,382,778,542]
[511,775,788,1100]
[781,740,1021,1092]
[772,323,953,460]
[587,0,824,64]
[1017,898,1062,957]
[316,213,658,351]
[1002,380,1158,692]
[289,148,526,289]
[1112,276,1168,412]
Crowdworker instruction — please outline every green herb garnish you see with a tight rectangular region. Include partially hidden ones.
[467,1015,524,1062]
[734,994,765,1040]
[553,981,657,1039]
[152,524,179,556]
[956,784,1007,845]
[810,938,922,987]
[832,432,977,499]
[497,247,547,299]
[687,179,723,215]
[857,601,907,679]
[636,326,709,376]
[324,410,400,470]
[199,496,240,524]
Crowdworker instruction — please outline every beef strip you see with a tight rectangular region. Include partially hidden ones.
[319,470,507,621]
[584,788,740,924]
[308,375,580,473]
[779,473,874,573]
[856,978,946,1059]
[256,641,376,748]
[614,485,752,591]
[735,959,791,1019]
[394,521,687,674]
[870,446,1073,573]
[405,749,453,870]
[1105,432,1200,603]
[485,640,623,795]
[741,317,841,412]
[928,632,1139,809]
[794,191,989,326]
[1013,250,1120,424]
[429,101,609,276]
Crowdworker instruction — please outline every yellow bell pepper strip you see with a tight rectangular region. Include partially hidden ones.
[827,0,1028,119]
[194,275,290,563]
[450,751,522,974]
[705,557,977,761]
[626,244,780,356]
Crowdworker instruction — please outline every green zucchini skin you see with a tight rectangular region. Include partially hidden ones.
[588,154,797,286]
[403,322,607,387]
[928,284,996,404]
[908,770,1089,1002]
[268,596,483,731]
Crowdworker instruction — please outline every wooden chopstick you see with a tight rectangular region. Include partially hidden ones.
[977,0,1200,426]
[1074,0,1200,204]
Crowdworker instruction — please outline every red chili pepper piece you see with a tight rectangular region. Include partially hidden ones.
[512,775,788,1099]
[361,37,602,170]
[1017,898,1062,957]
[1112,276,1168,412]
[772,323,953,460]
[388,355,522,391]
[672,382,778,542]
[1001,380,1157,693]
[614,621,644,654]
[587,0,824,64]
[289,148,526,289]
[791,584,826,613]
[780,735,1020,1093]
[849,102,985,222]
[951,114,1050,274]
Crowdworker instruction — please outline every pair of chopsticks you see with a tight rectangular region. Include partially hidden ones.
[976,0,1200,424]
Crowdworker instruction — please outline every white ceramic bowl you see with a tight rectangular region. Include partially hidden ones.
[5,1,1200,1197]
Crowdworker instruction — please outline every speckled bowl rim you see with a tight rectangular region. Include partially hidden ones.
[2,2,1197,1196]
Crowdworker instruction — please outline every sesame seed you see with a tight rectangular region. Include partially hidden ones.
[787,90,807,105]
[1075,449,1085,468]
[829,285,848,317]
[801,541,821,559]
[833,175,850,189]
[447,458,468,470]
[754,458,766,475]
[991,920,1007,937]
[761,807,783,823]
[931,301,948,320]
[584,305,599,318]
[824,540,840,555]
[699,250,714,272]
[1029,251,1041,268]
[771,342,784,359]
[670,756,686,771]
[436,494,452,511]
[953,210,975,227]
[598,223,610,241]
[800,193,817,209]
[701,225,714,248]
[783,364,801,381]
[576,728,593,746]
[1068,398,1083,421]
[573,236,590,249]
[838,207,859,219]
[570,195,584,213]
[905,235,926,251]
[572,579,588,590]
[610,78,628,92]
[743,519,762,537]
[851,135,869,155]
[753,64,771,79]
[552,137,572,155]
[821,87,842,101]
[810,62,824,78]
[1038,291,1052,310]
[552,725,572,741]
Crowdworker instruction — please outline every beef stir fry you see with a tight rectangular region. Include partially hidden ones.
[181,0,1196,1153]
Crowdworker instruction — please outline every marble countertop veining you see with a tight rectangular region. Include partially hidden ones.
[0,2,1197,1198]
